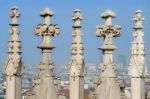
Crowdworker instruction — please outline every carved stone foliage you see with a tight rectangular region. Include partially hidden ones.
[30,8,59,99]
[96,25,121,45]
[88,92,97,99]
[35,24,59,37]
[68,9,86,77]
[68,59,85,76]
[5,6,25,76]
[92,10,122,99]
[5,57,25,76]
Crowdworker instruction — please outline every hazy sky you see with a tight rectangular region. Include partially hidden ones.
[0,0,150,69]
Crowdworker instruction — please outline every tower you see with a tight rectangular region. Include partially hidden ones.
[68,9,86,99]
[93,10,122,99]
[128,10,148,99]
[32,8,60,99]
[4,6,25,99]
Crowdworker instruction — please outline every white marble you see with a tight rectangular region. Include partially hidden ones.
[28,8,60,99]
[68,9,86,99]
[128,10,148,99]
[90,10,122,99]
[4,6,25,99]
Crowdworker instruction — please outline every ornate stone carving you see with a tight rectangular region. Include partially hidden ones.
[68,9,86,99]
[32,76,40,95]
[128,10,148,77]
[35,24,59,37]
[92,10,122,99]
[96,10,121,47]
[68,9,86,77]
[31,8,60,99]
[132,10,144,28]
[128,10,148,99]
[89,92,98,99]
[9,6,20,25]
[72,9,83,27]
[35,8,59,47]
[5,6,25,76]
[4,6,25,99]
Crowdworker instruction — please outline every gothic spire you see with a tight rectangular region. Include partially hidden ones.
[32,8,60,99]
[92,10,122,99]
[68,9,86,99]
[4,6,25,99]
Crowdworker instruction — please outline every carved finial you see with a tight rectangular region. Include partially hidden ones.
[133,10,144,29]
[5,6,25,76]
[9,6,20,25]
[101,10,116,25]
[72,9,83,27]
[96,10,121,47]
[40,7,54,17]
[35,8,59,45]
[35,23,59,38]
[40,8,54,25]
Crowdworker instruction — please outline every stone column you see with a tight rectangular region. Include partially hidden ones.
[4,6,25,99]
[128,10,148,99]
[32,8,60,99]
[68,9,86,99]
[93,10,122,99]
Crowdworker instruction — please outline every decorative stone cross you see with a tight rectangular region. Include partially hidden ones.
[96,10,121,46]
[35,8,59,46]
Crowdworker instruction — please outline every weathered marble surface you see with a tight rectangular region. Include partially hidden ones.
[28,8,60,99]
[68,9,86,99]
[128,10,148,99]
[90,10,122,99]
[4,6,25,99]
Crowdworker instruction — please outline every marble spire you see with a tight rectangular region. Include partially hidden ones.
[68,9,86,99]
[91,10,122,99]
[4,6,25,99]
[128,10,148,99]
[30,8,60,99]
